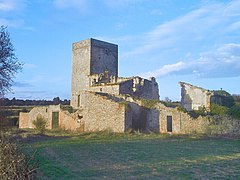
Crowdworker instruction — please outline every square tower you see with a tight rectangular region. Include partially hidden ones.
[71,38,118,108]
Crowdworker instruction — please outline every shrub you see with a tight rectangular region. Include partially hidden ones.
[0,132,36,179]
[32,115,47,134]
[210,103,228,116]
[227,103,240,119]
[204,115,240,136]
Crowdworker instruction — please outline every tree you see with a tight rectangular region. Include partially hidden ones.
[0,26,22,98]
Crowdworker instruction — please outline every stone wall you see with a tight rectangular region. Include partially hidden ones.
[19,105,81,131]
[71,38,118,108]
[136,78,159,100]
[19,113,30,129]
[89,84,120,96]
[59,111,79,131]
[179,82,213,111]
[119,79,134,95]
[157,103,208,134]
[71,39,91,107]
[90,39,118,76]
[81,91,131,132]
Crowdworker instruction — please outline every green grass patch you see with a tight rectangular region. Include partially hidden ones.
[20,131,240,179]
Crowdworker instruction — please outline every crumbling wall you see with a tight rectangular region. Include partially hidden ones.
[119,77,159,100]
[129,77,159,100]
[19,113,30,129]
[179,82,213,111]
[81,92,131,132]
[157,103,209,134]
[119,79,134,95]
[126,98,160,133]
[59,111,79,131]
[19,106,50,129]
[89,84,120,96]
[19,105,80,131]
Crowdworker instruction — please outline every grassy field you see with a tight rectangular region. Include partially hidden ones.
[19,131,240,179]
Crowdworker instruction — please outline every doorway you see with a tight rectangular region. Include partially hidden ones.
[167,115,172,132]
[52,111,59,129]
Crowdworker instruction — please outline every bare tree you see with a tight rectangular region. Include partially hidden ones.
[0,26,22,98]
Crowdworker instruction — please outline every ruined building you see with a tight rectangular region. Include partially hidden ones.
[19,38,211,134]
[71,38,159,108]
[179,82,213,111]
[179,82,232,112]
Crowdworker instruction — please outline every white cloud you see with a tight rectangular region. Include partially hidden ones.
[124,1,240,58]
[0,0,25,12]
[142,43,240,78]
[0,0,16,11]
[141,61,186,78]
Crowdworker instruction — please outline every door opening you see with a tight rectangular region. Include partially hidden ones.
[167,115,172,132]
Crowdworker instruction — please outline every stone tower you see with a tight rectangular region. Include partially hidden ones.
[71,38,118,108]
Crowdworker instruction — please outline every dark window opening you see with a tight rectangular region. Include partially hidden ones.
[77,95,80,107]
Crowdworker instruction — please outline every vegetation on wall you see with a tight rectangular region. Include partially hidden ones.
[141,99,160,109]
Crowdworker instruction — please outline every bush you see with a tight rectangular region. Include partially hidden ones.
[204,115,240,136]
[0,132,36,179]
[210,103,228,116]
[32,115,47,134]
[227,103,240,119]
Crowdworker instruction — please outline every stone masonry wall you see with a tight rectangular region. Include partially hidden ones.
[71,38,118,108]
[90,39,118,76]
[137,78,159,100]
[59,111,79,131]
[179,82,213,111]
[157,103,209,134]
[81,91,131,132]
[19,113,30,129]
[89,84,120,96]
[19,105,80,131]
[19,106,51,129]
[71,39,91,107]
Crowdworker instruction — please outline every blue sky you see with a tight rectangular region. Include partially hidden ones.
[1,0,240,101]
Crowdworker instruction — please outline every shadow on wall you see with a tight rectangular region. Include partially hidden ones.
[181,87,192,111]
[128,102,159,133]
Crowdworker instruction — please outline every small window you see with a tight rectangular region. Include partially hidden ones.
[77,95,80,107]
[100,88,102,92]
